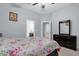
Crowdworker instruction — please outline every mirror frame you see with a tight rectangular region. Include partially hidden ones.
[59,20,71,35]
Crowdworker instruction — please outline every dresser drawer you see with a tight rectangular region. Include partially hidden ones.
[65,41,74,44]
[65,44,76,50]
[65,41,76,45]
[65,40,76,44]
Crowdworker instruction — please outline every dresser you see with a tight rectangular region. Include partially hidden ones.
[53,34,77,51]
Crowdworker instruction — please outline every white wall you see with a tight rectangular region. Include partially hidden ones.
[0,3,52,38]
[0,3,40,38]
[51,4,79,49]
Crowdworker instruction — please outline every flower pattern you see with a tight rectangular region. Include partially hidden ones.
[0,37,60,56]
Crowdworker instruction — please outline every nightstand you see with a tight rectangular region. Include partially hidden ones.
[0,33,2,37]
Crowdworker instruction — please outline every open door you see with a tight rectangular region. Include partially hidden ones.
[41,21,52,39]
[26,20,35,37]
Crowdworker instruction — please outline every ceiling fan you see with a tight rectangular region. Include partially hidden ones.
[27,3,55,8]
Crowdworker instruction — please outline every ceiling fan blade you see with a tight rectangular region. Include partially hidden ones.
[32,3,38,5]
[27,3,31,4]
[42,5,45,8]
[51,3,55,4]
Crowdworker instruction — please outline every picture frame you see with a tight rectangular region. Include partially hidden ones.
[9,12,17,22]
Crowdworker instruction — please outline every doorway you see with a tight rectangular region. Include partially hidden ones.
[26,20,35,37]
[41,21,52,39]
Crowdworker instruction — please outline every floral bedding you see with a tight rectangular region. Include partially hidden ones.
[0,37,60,56]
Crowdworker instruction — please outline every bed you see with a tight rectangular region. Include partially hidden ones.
[0,37,60,56]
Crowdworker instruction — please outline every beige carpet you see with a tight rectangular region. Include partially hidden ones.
[59,47,79,56]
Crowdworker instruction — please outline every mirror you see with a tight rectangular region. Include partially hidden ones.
[59,20,71,35]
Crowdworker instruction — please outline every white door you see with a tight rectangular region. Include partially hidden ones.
[41,21,51,39]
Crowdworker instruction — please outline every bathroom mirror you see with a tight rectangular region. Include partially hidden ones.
[59,20,71,35]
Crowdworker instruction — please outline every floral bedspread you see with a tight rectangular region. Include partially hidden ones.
[0,37,60,56]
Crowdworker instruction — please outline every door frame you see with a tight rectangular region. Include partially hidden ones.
[41,21,51,39]
[26,20,35,37]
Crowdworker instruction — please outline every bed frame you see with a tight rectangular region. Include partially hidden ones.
[47,49,58,56]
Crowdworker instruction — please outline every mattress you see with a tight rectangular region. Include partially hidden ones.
[0,37,60,56]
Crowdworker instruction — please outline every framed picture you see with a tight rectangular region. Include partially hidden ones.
[9,12,17,22]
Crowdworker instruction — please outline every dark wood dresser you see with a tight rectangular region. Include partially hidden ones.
[53,34,77,51]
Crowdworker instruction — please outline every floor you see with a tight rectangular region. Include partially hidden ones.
[59,47,79,56]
